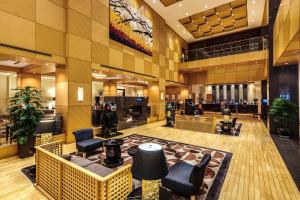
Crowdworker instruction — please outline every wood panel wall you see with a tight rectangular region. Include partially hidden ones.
[0,0,187,144]
[0,0,66,64]
[181,50,267,84]
[273,0,300,66]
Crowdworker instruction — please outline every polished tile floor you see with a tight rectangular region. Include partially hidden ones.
[0,118,299,200]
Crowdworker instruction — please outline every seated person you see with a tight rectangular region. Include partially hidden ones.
[193,106,203,116]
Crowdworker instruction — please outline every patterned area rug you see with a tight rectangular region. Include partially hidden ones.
[75,134,232,200]
[216,123,242,136]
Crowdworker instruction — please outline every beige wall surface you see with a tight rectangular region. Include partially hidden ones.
[0,0,186,82]
[41,76,56,104]
[0,0,187,143]
[0,73,17,116]
[0,74,8,115]
[273,0,300,65]
[0,0,66,64]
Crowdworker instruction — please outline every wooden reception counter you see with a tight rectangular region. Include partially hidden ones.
[175,115,216,133]
[202,103,258,114]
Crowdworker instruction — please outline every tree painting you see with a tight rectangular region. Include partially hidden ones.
[110,0,153,56]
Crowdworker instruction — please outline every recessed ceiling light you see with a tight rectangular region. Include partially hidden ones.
[205,5,208,9]
[183,31,186,34]
[251,11,255,15]
[185,12,189,16]
[252,0,256,4]
[285,62,289,65]
[152,0,156,3]
[177,24,179,28]
[178,3,182,7]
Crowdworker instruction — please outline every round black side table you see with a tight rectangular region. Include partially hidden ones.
[127,145,139,157]
[102,139,124,167]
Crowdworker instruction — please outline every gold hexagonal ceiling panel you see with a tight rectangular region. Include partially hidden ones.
[179,0,248,39]
[160,0,182,7]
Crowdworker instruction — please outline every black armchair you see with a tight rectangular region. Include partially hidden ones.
[222,108,231,115]
[73,128,104,158]
[162,154,211,199]
[231,117,238,128]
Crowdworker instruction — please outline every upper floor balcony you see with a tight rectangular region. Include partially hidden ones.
[182,36,269,62]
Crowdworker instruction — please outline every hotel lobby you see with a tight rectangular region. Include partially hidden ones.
[0,0,299,199]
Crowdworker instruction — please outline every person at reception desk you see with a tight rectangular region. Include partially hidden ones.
[220,100,226,112]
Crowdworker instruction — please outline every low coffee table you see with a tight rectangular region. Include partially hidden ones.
[102,139,124,168]
[220,121,233,133]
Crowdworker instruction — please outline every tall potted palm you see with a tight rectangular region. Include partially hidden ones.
[9,86,44,158]
[269,97,298,139]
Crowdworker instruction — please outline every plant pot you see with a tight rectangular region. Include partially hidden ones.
[276,127,290,139]
[17,135,36,158]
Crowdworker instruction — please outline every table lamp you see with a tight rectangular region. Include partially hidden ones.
[131,143,168,200]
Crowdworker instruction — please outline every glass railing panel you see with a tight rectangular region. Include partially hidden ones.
[182,36,269,62]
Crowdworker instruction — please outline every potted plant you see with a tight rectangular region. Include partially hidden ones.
[269,97,298,139]
[9,86,44,158]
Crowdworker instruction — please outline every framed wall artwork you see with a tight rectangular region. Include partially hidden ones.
[109,0,153,56]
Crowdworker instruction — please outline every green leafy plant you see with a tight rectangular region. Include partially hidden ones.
[269,97,298,128]
[9,86,44,145]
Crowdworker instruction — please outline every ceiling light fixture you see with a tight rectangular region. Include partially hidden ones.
[252,0,255,4]
[152,0,156,3]
[205,5,208,9]
[251,11,255,15]
[185,12,189,16]
[178,3,182,7]
[92,72,107,79]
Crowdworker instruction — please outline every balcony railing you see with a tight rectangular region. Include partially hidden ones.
[182,36,269,62]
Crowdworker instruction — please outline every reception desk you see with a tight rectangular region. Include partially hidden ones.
[202,104,258,114]
[175,115,216,133]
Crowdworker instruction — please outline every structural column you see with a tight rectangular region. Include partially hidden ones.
[158,78,166,120]
[17,73,41,88]
[148,78,166,120]
[103,81,117,96]
[148,82,159,119]
[56,1,92,143]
